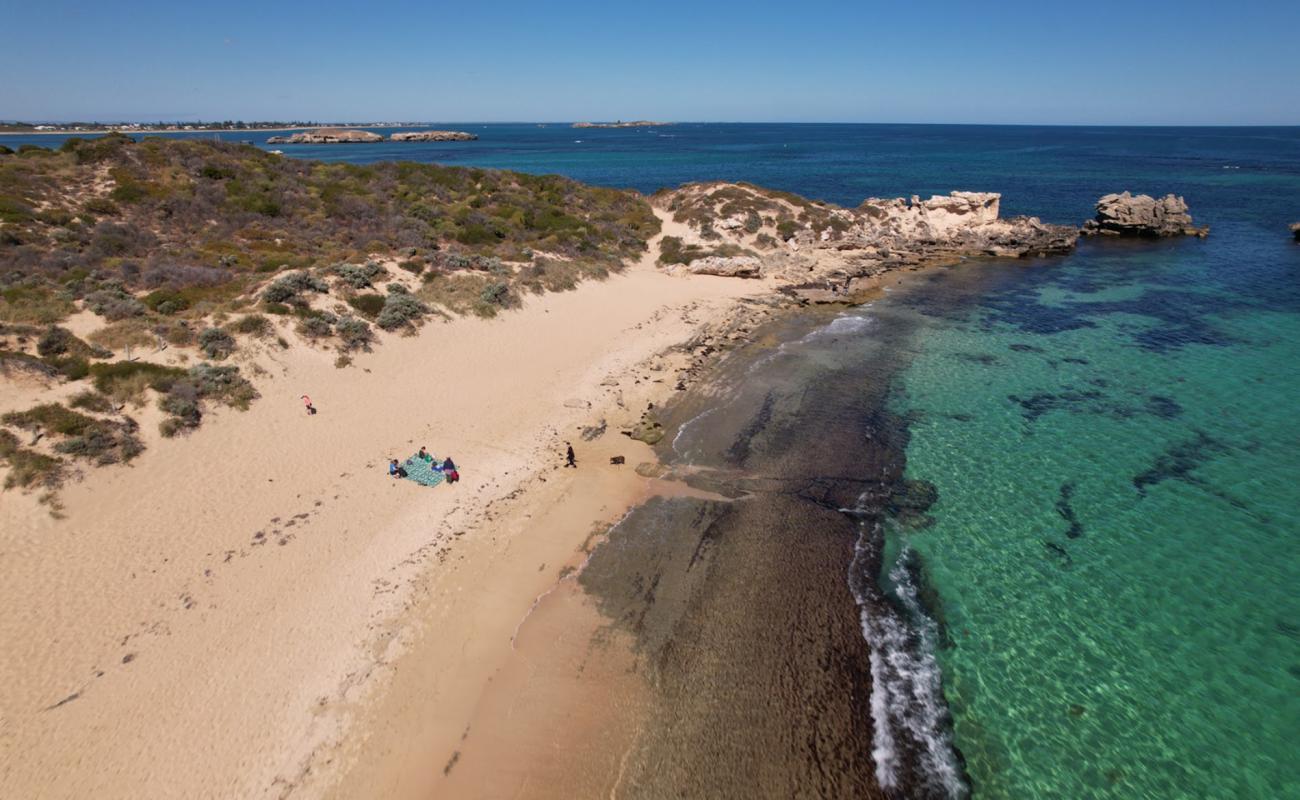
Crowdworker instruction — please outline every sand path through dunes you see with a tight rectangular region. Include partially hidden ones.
[0,251,765,799]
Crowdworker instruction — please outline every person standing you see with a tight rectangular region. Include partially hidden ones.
[565,443,577,468]
[301,395,316,415]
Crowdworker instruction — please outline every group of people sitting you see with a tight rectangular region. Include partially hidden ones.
[389,446,459,484]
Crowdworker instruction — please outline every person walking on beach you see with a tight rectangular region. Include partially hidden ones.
[564,443,577,468]
[301,395,316,415]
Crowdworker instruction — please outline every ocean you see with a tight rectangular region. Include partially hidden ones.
[11,123,1298,797]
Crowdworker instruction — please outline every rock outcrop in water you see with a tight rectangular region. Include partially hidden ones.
[1081,192,1209,238]
[266,128,383,144]
[388,130,477,142]
[652,183,1079,303]
[1290,222,1300,241]
[573,120,671,128]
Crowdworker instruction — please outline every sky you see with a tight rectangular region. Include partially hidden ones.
[2,0,1298,125]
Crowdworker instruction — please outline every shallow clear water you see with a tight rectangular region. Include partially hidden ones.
[877,233,1300,797]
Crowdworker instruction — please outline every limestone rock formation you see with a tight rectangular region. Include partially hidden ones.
[683,255,762,278]
[1290,222,1300,242]
[651,182,1079,304]
[266,128,383,144]
[389,130,478,142]
[1081,192,1208,238]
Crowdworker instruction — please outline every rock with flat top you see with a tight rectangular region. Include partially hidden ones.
[1081,192,1208,238]
[389,130,478,142]
[266,128,382,144]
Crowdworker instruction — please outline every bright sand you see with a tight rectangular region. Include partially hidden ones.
[0,240,771,798]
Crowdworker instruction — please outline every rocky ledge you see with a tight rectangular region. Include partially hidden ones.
[653,183,1079,303]
[1081,192,1208,238]
[389,130,478,142]
[266,128,383,144]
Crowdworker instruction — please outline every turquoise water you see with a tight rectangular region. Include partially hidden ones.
[880,233,1300,797]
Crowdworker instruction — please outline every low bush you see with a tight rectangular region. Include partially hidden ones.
[69,390,115,413]
[296,315,334,339]
[90,360,186,399]
[0,430,64,490]
[84,282,146,320]
[346,293,385,318]
[262,272,328,304]
[333,262,388,289]
[198,327,236,359]
[376,288,428,331]
[231,314,272,336]
[3,403,98,437]
[334,316,373,351]
[142,288,192,315]
[0,285,77,324]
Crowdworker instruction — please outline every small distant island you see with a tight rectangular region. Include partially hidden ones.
[572,121,672,129]
[266,128,478,144]
[389,130,478,142]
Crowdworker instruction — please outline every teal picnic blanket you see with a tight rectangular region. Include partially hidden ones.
[401,453,446,487]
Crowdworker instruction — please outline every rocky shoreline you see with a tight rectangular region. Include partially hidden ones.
[651,184,1207,304]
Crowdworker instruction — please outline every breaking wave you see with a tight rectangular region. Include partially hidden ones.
[848,516,968,799]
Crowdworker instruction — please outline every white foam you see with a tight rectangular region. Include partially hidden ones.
[849,522,968,798]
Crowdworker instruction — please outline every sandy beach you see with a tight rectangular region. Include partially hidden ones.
[0,240,775,798]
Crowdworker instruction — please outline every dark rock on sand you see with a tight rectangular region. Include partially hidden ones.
[1081,192,1209,238]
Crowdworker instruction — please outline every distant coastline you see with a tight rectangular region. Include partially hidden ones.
[0,123,425,136]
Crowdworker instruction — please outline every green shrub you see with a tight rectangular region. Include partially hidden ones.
[90,360,186,397]
[376,289,428,330]
[333,262,387,289]
[69,390,115,413]
[335,316,373,350]
[2,403,98,437]
[263,272,328,304]
[0,430,63,490]
[0,285,76,324]
[36,326,78,358]
[397,260,424,275]
[142,288,192,314]
[198,327,235,359]
[296,316,333,339]
[84,197,121,217]
[479,281,511,307]
[231,314,271,336]
[347,293,385,318]
[84,283,146,320]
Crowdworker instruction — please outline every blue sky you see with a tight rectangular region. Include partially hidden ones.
[2,0,1297,125]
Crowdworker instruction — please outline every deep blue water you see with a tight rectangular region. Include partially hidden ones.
[5,123,1298,226]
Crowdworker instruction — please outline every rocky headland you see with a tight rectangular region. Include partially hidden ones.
[1081,191,1209,238]
[652,183,1079,303]
[266,128,383,144]
[573,121,672,128]
[389,130,478,142]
